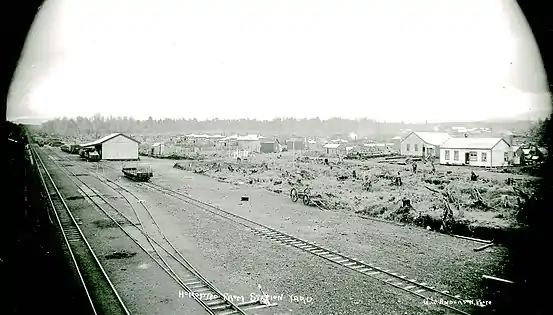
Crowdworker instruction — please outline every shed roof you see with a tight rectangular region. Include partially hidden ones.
[323,143,343,149]
[441,137,505,150]
[407,132,451,146]
[237,134,261,141]
[81,133,139,147]
[220,135,239,141]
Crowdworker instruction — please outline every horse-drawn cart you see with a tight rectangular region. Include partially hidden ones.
[289,187,327,209]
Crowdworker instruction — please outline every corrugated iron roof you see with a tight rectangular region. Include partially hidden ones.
[81,133,140,147]
[219,135,238,141]
[237,135,261,141]
[410,132,451,146]
[441,137,504,149]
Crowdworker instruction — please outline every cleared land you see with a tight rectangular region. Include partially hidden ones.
[157,150,537,238]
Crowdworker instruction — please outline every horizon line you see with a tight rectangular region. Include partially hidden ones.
[7,114,547,125]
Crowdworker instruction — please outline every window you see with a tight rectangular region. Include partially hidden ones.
[481,152,487,162]
[469,152,477,161]
[406,144,410,151]
[445,150,450,160]
[504,152,509,161]
[414,144,419,151]
[453,150,459,161]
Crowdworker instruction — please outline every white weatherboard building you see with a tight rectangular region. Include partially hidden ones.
[400,132,451,158]
[236,135,262,153]
[323,143,346,156]
[81,133,140,160]
[439,138,511,167]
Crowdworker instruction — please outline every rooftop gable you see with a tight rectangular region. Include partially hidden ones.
[410,132,451,146]
[81,133,140,147]
[323,143,343,149]
[237,134,261,141]
[441,137,506,150]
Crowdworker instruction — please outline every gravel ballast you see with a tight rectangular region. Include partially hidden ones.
[40,151,207,315]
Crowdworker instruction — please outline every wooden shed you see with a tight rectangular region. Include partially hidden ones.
[81,133,140,161]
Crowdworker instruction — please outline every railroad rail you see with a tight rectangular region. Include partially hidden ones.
[142,182,482,314]
[42,147,275,315]
[49,148,482,314]
[31,146,130,315]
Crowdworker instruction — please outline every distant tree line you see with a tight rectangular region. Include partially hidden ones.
[39,114,412,139]
[39,113,537,139]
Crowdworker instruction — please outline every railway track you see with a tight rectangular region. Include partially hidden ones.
[50,149,483,314]
[42,148,275,315]
[142,182,483,315]
[31,146,130,315]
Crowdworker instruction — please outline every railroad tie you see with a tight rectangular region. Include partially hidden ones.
[205,300,225,306]
[194,287,211,293]
[211,304,232,311]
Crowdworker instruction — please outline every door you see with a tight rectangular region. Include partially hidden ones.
[465,152,470,164]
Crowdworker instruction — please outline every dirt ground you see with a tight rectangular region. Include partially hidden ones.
[164,151,538,234]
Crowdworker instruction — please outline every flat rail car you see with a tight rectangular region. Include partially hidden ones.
[61,144,81,154]
[86,151,101,162]
[122,167,153,182]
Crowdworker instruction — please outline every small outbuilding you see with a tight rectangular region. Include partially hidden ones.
[323,143,346,156]
[260,139,282,153]
[81,133,140,161]
[286,138,305,151]
[236,135,262,153]
[151,142,164,156]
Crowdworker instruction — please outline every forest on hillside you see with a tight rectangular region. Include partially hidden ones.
[38,114,538,139]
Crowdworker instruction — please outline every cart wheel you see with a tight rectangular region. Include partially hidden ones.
[303,194,310,206]
[290,188,299,202]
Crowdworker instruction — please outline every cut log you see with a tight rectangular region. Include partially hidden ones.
[474,243,495,251]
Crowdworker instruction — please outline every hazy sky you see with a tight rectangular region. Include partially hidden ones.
[7,0,551,122]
